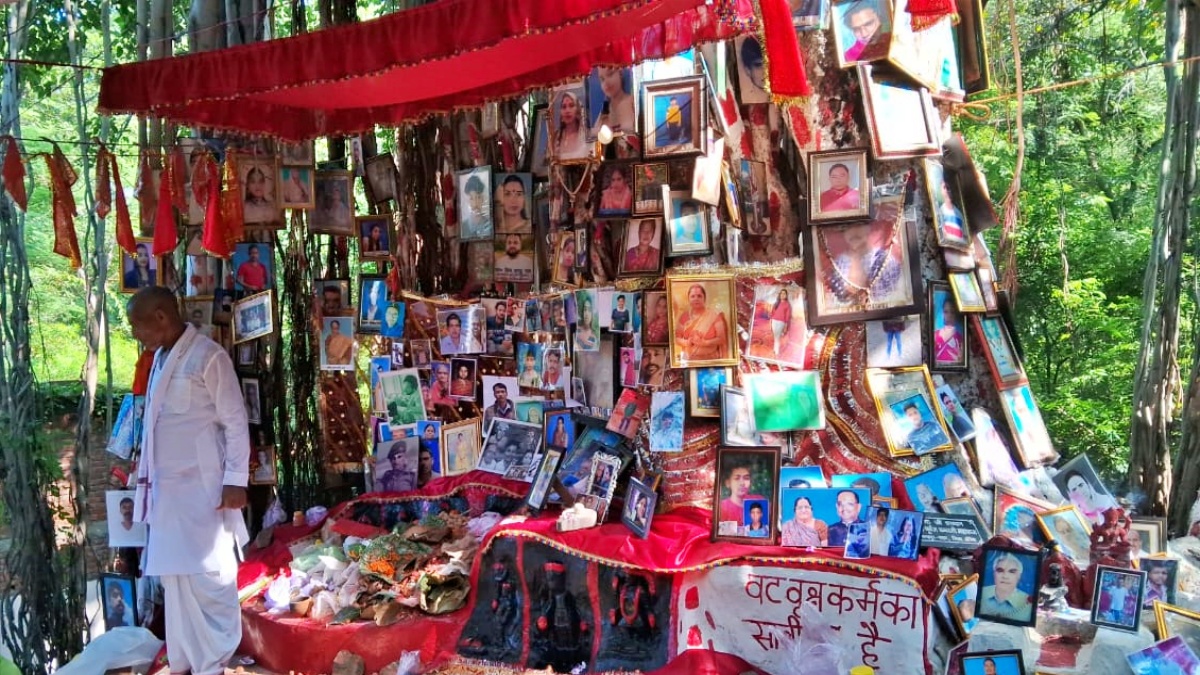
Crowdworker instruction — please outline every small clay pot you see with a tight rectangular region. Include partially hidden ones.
[290,596,313,617]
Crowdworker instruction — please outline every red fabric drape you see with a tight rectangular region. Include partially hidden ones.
[42,145,81,269]
[98,0,759,141]
[95,142,137,255]
[152,158,177,256]
[758,0,811,99]
[2,136,26,211]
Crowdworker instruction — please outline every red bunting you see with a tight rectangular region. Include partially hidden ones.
[42,144,81,269]
[196,154,235,258]
[95,142,137,255]
[906,0,958,30]
[2,136,27,211]
[152,154,177,256]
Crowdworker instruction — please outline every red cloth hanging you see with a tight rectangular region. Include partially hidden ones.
[131,349,155,395]
[42,145,81,269]
[196,154,235,258]
[135,152,157,234]
[906,0,958,30]
[152,157,177,256]
[2,136,27,211]
[758,0,811,99]
[95,142,137,255]
[98,0,759,141]
[168,145,188,213]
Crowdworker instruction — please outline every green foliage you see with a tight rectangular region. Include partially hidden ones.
[962,0,1166,485]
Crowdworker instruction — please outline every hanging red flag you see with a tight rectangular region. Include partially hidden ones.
[95,142,137,255]
[757,0,811,101]
[135,151,158,234]
[2,136,27,211]
[42,144,81,269]
[197,154,234,258]
[169,144,188,212]
[219,153,245,246]
[152,155,177,256]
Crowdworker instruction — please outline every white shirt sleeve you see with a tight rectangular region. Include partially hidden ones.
[204,348,251,487]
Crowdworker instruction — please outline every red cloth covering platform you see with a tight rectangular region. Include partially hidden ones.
[238,475,935,674]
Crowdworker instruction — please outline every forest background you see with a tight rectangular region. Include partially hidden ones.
[7,1,1170,505]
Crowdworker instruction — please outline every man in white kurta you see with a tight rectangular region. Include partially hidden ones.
[128,287,250,675]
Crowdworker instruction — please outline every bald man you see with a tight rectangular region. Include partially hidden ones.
[126,286,249,675]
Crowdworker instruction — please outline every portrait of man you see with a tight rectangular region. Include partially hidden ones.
[826,489,866,547]
[718,463,766,525]
[417,423,442,487]
[104,578,135,629]
[374,437,418,493]
[622,218,663,275]
[106,490,147,548]
[483,379,517,428]
[232,243,271,293]
[736,36,770,104]
[669,197,706,250]
[937,385,977,442]
[494,233,534,283]
[316,280,349,316]
[837,0,892,65]
[438,310,468,355]
[121,241,158,293]
[458,168,493,241]
[279,166,313,208]
[979,549,1036,625]
[893,398,951,454]
[650,391,685,452]
[818,161,861,214]
[379,370,426,427]
[542,349,565,390]
[320,317,355,370]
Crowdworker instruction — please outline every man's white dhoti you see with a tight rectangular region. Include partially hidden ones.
[162,566,241,675]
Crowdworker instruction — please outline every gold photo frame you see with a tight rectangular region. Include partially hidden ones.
[666,273,739,368]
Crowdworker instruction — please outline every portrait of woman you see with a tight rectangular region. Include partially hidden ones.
[668,275,737,367]
[621,218,663,276]
[931,284,967,369]
[745,282,806,365]
[597,163,634,217]
[240,159,279,225]
[279,166,314,209]
[588,65,636,136]
[573,289,600,352]
[551,85,589,161]
[553,231,577,285]
[310,172,354,235]
[928,159,970,249]
[643,291,669,345]
[1051,455,1117,526]
[120,240,158,293]
[780,494,828,547]
[359,216,390,258]
[494,173,532,235]
[888,514,921,560]
[450,359,476,400]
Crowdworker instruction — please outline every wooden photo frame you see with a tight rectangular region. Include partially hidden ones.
[972,315,1027,388]
[857,64,941,160]
[618,217,665,278]
[232,290,274,344]
[1089,565,1146,633]
[237,154,283,226]
[663,187,713,258]
[525,447,564,515]
[808,149,870,223]
[642,75,706,159]
[357,214,392,260]
[440,417,482,477]
[278,165,316,210]
[711,445,781,545]
[548,81,594,164]
[363,153,397,204]
[1130,517,1167,556]
[865,366,954,456]
[250,445,278,485]
[666,272,738,368]
[99,573,138,631]
[977,544,1042,627]
[929,281,968,371]
[803,195,921,325]
[310,171,356,236]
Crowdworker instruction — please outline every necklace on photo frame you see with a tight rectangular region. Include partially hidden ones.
[555,163,595,219]
[817,207,904,305]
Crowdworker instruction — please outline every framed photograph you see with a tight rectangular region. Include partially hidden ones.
[734,35,770,104]
[803,196,921,325]
[478,418,543,480]
[622,477,658,539]
[666,272,737,367]
[551,230,578,286]
[1127,635,1200,674]
[720,161,743,228]
[529,104,551,179]
[363,153,396,203]
[720,385,761,446]
[182,297,214,335]
[779,486,869,548]
[440,418,482,476]
[867,506,924,560]
[924,159,971,250]
[182,230,219,297]
[377,368,426,427]
[231,241,273,293]
[357,276,389,332]
[959,650,1025,675]
[618,218,664,278]
[237,154,282,225]
[587,65,638,138]
[999,384,1058,466]
[100,573,138,631]
[661,189,711,259]
[929,282,968,371]
[449,357,477,401]
[1035,506,1092,564]
[525,447,564,514]
[949,271,987,313]
[280,141,313,166]
[457,166,494,242]
[976,267,1001,314]
[608,388,650,439]
[743,371,825,432]
[436,306,483,355]
[935,384,976,443]
[972,315,1027,387]
[738,159,769,236]
[358,215,391,259]
[235,340,257,368]
[633,162,669,216]
[572,288,601,353]
[689,367,732,417]
[240,376,262,425]
[232,291,274,344]
[642,290,670,346]
[903,462,970,512]
[866,316,921,368]
[948,575,979,637]
[642,75,706,158]
[977,544,1041,627]
[105,490,147,548]
[809,149,870,222]
[278,165,315,210]
[118,239,160,293]
[374,436,419,492]
[1090,565,1146,633]
[931,581,960,641]
[993,485,1055,544]
[314,278,351,317]
[1141,557,1178,607]
[712,445,781,544]
[1130,517,1167,556]
[745,282,807,366]
[866,366,953,456]
[545,409,577,452]
[1049,453,1118,527]
[409,338,432,369]
[1156,602,1200,655]
[940,496,988,523]
[549,81,593,163]
[596,162,634,218]
[792,0,829,28]
[888,0,964,99]
[318,317,356,371]
[492,172,533,236]
[858,65,941,160]
[831,0,894,68]
[649,391,685,452]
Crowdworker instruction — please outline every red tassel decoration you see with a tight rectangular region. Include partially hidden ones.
[906,0,958,30]
[2,136,27,211]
